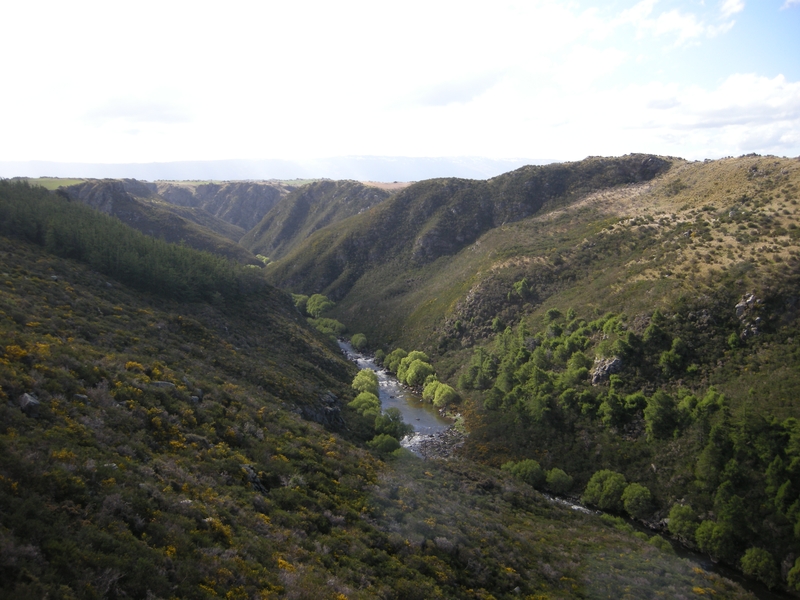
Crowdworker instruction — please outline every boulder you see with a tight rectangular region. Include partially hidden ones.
[17,393,40,416]
[591,357,622,385]
[151,381,176,389]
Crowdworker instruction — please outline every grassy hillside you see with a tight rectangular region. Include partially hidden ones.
[156,181,293,232]
[240,180,394,261]
[264,154,671,302]
[0,179,757,599]
[263,154,800,592]
[58,179,261,265]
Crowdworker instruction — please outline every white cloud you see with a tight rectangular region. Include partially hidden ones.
[720,0,745,18]
[617,0,734,46]
[782,0,800,8]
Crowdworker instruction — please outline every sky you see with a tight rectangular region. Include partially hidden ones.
[1,0,799,167]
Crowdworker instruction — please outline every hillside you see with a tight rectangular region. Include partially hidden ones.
[0,179,756,599]
[264,154,672,320]
[156,180,293,232]
[263,154,800,592]
[240,180,395,261]
[58,179,260,265]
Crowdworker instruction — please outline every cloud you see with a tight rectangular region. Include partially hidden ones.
[85,97,192,126]
[618,0,740,46]
[782,0,800,8]
[415,74,502,107]
[719,0,745,19]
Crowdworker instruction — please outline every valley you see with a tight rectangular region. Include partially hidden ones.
[3,152,800,598]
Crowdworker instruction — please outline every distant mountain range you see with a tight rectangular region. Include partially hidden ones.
[0,156,556,182]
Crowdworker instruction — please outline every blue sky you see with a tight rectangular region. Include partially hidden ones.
[1,0,798,166]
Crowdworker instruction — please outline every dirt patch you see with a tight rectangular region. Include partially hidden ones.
[360,181,413,191]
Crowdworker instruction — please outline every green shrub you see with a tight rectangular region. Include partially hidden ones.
[502,459,545,488]
[582,470,627,512]
[352,369,379,397]
[622,483,652,519]
[367,433,401,454]
[351,333,367,351]
[740,547,778,589]
[545,468,573,495]
[667,504,698,542]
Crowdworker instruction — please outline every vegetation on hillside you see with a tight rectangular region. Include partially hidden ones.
[0,181,754,598]
[262,154,800,592]
[241,180,394,261]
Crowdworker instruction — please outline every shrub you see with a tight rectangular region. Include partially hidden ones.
[405,359,434,387]
[374,408,413,440]
[352,369,379,397]
[740,547,778,589]
[385,348,408,373]
[667,504,698,542]
[433,383,457,408]
[348,392,380,418]
[582,470,627,512]
[545,468,573,495]
[622,483,652,519]
[367,434,401,454]
[501,459,545,488]
[350,333,367,351]
[306,294,335,318]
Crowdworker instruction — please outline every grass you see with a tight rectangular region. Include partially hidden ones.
[19,177,87,190]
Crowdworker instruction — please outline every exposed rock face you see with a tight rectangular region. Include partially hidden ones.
[591,357,622,385]
[299,391,344,429]
[157,182,289,231]
[18,393,40,416]
[735,292,763,339]
[240,464,268,493]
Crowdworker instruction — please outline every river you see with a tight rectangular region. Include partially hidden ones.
[338,341,452,450]
[338,341,790,599]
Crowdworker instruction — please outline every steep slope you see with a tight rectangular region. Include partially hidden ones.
[240,180,394,261]
[156,180,293,232]
[59,179,260,265]
[261,154,800,591]
[264,154,671,310]
[0,180,755,599]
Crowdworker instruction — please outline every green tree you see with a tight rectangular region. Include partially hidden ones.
[667,504,698,542]
[622,483,652,519]
[397,351,429,383]
[433,383,457,408]
[352,369,379,397]
[422,379,441,402]
[367,433,401,454]
[374,408,413,440]
[695,520,737,563]
[306,293,335,317]
[350,333,367,351]
[545,468,573,495]
[385,348,407,373]
[740,547,778,589]
[582,470,627,512]
[292,293,309,314]
[643,390,679,439]
[405,359,435,387]
[348,392,380,418]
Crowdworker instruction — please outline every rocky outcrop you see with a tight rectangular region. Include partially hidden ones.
[735,292,763,339]
[299,391,344,429]
[17,393,40,416]
[157,181,290,231]
[591,357,622,385]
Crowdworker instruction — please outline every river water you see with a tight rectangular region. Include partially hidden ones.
[338,341,789,599]
[338,341,451,437]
